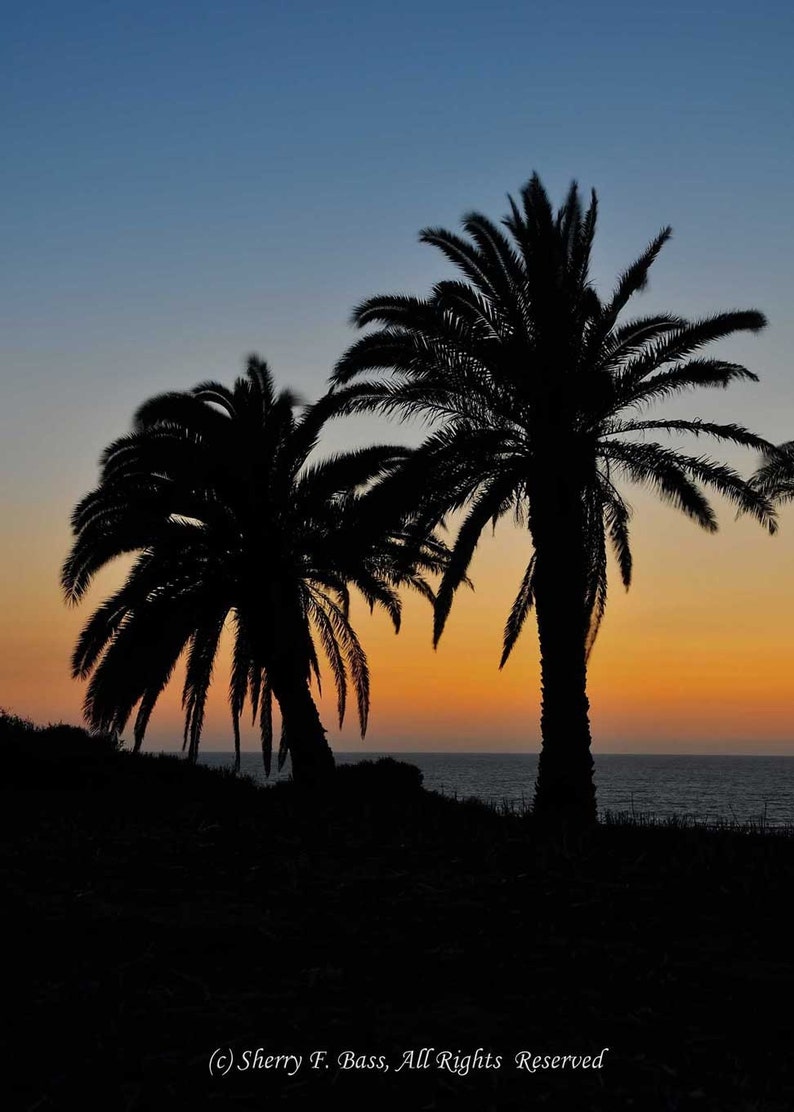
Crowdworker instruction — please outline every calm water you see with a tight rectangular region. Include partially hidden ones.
[197,751,794,827]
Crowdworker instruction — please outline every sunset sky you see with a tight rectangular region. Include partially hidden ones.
[3,0,794,756]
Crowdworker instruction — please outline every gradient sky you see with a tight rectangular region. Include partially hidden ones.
[3,0,794,755]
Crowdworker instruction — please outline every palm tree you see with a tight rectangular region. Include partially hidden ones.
[751,443,794,505]
[62,357,447,786]
[330,173,777,825]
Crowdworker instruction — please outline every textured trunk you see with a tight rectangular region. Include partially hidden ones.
[268,662,336,787]
[529,468,597,828]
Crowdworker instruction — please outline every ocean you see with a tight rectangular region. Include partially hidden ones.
[197,751,794,827]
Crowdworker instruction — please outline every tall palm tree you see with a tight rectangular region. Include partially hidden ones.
[330,173,777,825]
[62,357,447,786]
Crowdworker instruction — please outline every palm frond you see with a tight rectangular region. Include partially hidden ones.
[434,478,518,645]
[609,419,773,453]
[500,554,537,667]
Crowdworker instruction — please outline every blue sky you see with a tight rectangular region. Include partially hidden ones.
[5,2,792,464]
[3,0,794,750]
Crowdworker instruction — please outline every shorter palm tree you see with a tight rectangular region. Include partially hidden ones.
[62,357,447,785]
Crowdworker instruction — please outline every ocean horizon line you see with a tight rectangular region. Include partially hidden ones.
[184,749,794,759]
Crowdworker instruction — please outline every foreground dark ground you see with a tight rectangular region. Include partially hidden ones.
[2,715,792,1111]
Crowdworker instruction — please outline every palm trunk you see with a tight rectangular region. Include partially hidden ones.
[529,474,597,828]
[254,587,336,787]
[268,663,336,787]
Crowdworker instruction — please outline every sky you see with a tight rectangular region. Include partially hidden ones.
[2,0,794,756]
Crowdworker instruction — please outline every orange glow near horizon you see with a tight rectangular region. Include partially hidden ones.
[3,488,794,758]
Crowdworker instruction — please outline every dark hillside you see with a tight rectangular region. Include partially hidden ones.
[2,713,791,1111]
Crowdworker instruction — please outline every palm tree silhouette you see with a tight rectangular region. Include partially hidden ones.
[62,357,447,786]
[751,442,794,504]
[331,173,776,825]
